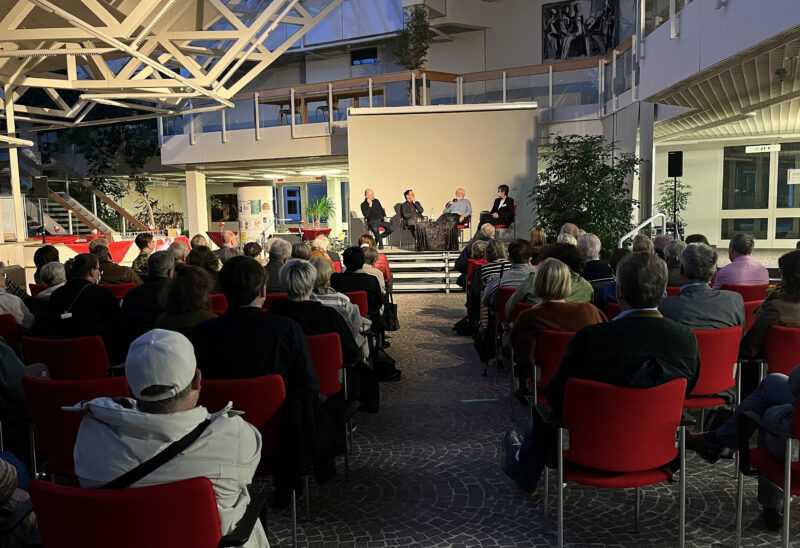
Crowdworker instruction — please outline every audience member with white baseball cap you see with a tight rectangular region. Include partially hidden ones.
[71,329,269,548]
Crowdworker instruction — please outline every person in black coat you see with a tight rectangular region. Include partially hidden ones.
[503,252,699,492]
[35,253,120,363]
[399,189,424,231]
[578,233,614,282]
[119,251,175,349]
[478,184,515,231]
[330,247,383,324]
[361,188,393,249]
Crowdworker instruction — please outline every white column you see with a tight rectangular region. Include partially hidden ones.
[235,183,275,245]
[326,177,342,236]
[4,92,28,242]
[185,170,208,236]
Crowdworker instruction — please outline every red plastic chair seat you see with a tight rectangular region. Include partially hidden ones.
[332,261,343,273]
[306,333,343,397]
[495,286,517,325]
[721,284,769,302]
[99,283,136,299]
[683,396,728,409]
[563,461,672,489]
[262,292,289,312]
[749,447,800,495]
[0,314,20,349]
[532,330,574,401]
[511,302,533,322]
[764,325,800,375]
[22,336,109,380]
[666,286,681,296]
[465,259,487,289]
[345,291,369,317]
[605,301,622,319]
[209,293,228,315]
[743,300,762,333]
[685,326,742,410]
[29,284,47,297]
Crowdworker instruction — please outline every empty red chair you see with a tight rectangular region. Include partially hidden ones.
[30,477,252,548]
[511,302,533,323]
[763,325,800,375]
[346,291,369,317]
[0,314,20,349]
[22,336,109,380]
[553,378,688,548]
[685,326,743,411]
[306,333,343,397]
[735,398,800,547]
[465,258,487,289]
[262,292,289,312]
[605,301,622,319]
[666,286,681,297]
[209,293,228,315]
[332,261,343,273]
[99,283,136,299]
[23,376,129,477]
[743,300,762,333]
[721,284,769,301]
[29,283,47,297]
[531,330,575,404]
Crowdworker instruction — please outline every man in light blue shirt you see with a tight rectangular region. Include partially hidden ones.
[443,187,472,223]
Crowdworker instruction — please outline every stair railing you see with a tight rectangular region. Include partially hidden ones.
[618,214,667,248]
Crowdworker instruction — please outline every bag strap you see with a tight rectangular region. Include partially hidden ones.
[101,419,211,489]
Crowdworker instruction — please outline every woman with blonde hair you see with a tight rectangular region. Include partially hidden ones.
[310,234,340,263]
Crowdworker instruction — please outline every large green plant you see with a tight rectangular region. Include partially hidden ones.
[655,177,692,232]
[306,197,335,224]
[533,135,640,253]
[393,6,434,70]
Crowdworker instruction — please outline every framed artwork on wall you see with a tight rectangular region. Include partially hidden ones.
[210,194,238,222]
[543,0,616,60]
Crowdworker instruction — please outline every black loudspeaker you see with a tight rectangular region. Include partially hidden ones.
[31,176,49,199]
[668,151,683,178]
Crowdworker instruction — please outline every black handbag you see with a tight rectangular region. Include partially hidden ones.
[383,292,400,331]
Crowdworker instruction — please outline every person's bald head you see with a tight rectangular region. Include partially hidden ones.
[222,230,237,247]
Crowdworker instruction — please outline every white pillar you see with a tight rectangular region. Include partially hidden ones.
[326,177,342,236]
[4,92,28,242]
[235,183,275,245]
[185,170,208,237]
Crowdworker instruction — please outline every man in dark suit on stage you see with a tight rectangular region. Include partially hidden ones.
[361,188,392,249]
[479,184,515,231]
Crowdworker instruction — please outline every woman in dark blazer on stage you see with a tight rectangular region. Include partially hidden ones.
[479,184,515,230]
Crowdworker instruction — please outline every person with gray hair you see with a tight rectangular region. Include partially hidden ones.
[36,261,66,299]
[360,247,386,296]
[265,238,292,293]
[556,232,578,246]
[578,233,613,282]
[631,234,655,254]
[713,232,770,289]
[660,243,744,329]
[120,251,177,345]
[271,259,361,366]
[168,240,188,263]
[664,240,688,287]
[91,245,142,285]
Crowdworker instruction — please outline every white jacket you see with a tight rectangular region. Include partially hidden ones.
[72,397,269,548]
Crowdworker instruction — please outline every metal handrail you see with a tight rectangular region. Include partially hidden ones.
[618,213,667,248]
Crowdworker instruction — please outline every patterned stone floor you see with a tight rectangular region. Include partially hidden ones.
[266,293,799,547]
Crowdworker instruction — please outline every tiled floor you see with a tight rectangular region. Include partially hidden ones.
[267,293,797,547]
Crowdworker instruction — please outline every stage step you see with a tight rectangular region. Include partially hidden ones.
[386,250,462,293]
[390,261,457,269]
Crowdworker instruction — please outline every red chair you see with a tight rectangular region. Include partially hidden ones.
[743,300,761,333]
[456,217,471,244]
[209,293,228,315]
[345,291,369,317]
[262,292,289,312]
[332,261,343,273]
[30,477,257,548]
[552,378,688,548]
[685,326,743,414]
[465,258,487,289]
[735,398,800,547]
[22,376,129,477]
[0,314,20,349]
[511,302,533,323]
[495,287,517,326]
[29,283,47,297]
[99,283,136,299]
[721,283,769,301]
[531,330,575,405]
[493,204,517,236]
[762,325,800,375]
[605,301,622,319]
[666,286,681,297]
[22,336,109,380]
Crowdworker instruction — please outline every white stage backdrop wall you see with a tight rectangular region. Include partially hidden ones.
[347,107,538,240]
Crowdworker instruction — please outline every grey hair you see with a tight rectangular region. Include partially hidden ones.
[309,255,332,289]
[310,235,330,251]
[556,233,577,246]
[730,233,755,256]
[480,224,496,238]
[578,233,601,260]
[681,243,718,282]
[268,238,292,261]
[169,241,188,262]
[363,247,379,265]
[471,240,489,259]
[664,240,687,264]
[632,234,654,254]
[486,239,507,262]
[280,259,317,300]
[148,251,175,279]
[39,261,66,287]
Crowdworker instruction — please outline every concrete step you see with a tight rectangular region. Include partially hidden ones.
[392,272,452,280]
[390,261,456,269]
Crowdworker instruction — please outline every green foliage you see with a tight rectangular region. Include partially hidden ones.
[306,197,336,223]
[393,6,434,70]
[655,177,692,227]
[533,135,640,253]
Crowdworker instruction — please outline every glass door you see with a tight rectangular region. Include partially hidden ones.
[282,186,302,223]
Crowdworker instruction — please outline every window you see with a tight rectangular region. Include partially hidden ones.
[282,186,301,222]
[777,143,800,208]
[722,146,770,210]
[776,218,800,239]
[351,48,378,66]
[721,218,768,240]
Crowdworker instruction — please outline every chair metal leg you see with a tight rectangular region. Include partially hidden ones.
[28,427,37,478]
[344,424,350,480]
[679,425,686,548]
[736,463,744,547]
[291,489,298,548]
[543,467,549,521]
[557,428,565,548]
[699,409,705,432]
[304,475,311,520]
[634,487,641,533]
[783,439,793,548]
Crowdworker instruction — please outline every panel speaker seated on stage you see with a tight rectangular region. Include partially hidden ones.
[477,184,515,232]
[360,188,393,250]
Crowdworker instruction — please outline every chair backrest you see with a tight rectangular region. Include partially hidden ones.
[691,326,743,396]
[22,336,109,380]
[332,261,343,273]
[306,333,343,397]
[209,293,228,315]
[29,283,47,297]
[99,283,136,299]
[511,302,533,323]
[532,330,575,391]
[345,291,369,317]
[0,314,20,349]
[22,376,129,476]
[721,283,769,302]
[465,259,487,288]
[743,300,762,333]
[198,374,286,456]
[262,292,289,312]
[765,325,800,375]
[605,301,622,319]
[29,477,223,548]
[562,378,687,472]
[666,286,681,297]
[495,286,517,324]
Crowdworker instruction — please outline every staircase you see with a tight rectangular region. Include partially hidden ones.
[387,251,463,292]
[26,192,115,236]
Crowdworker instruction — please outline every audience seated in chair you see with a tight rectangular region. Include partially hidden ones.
[215,230,241,264]
[32,245,59,286]
[29,262,66,317]
[502,252,699,492]
[168,240,188,264]
[310,235,340,263]
[265,238,292,293]
[91,245,142,286]
[119,251,176,345]
[71,329,268,548]
[360,247,386,297]
[659,243,744,329]
[186,246,221,292]
[594,248,632,310]
[331,247,383,322]
[664,240,687,287]
[292,242,311,260]
[482,239,535,306]
[357,234,392,286]
[0,454,38,546]
[131,233,156,278]
[0,274,34,333]
[155,264,217,339]
[454,224,495,288]
[190,234,209,249]
[242,242,264,266]
[578,233,613,282]
[713,233,770,289]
